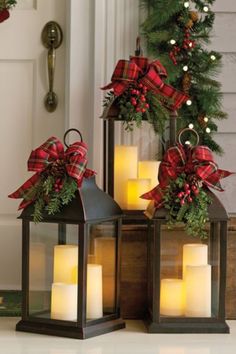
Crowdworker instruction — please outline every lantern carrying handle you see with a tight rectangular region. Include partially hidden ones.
[178,127,199,147]
[63,128,83,147]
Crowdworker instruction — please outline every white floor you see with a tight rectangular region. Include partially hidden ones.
[0,318,236,354]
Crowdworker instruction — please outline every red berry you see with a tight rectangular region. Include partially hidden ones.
[141,108,146,113]
[145,103,149,109]
[186,190,191,195]
[131,89,136,95]
[136,90,140,95]
[191,185,197,191]
[188,197,193,203]
[184,183,190,191]
[177,192,184,198]
[136,107,141,112]
[138,83,143,88]
[131,99,137,106]
[180,199,185,206]
[194,189,199,195]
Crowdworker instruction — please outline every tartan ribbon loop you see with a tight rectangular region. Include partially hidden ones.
[141,144,233,207]
[9,137,95,209]
[101,56,188,110]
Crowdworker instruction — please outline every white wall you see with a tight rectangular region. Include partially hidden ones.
[211,0,236,213]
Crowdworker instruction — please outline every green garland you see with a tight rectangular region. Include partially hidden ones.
[141,0,227,154]
[162,173,212,239]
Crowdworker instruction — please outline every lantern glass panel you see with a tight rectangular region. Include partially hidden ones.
[86,221,117,321]
[159,222,220,319]
[28,222,79,322]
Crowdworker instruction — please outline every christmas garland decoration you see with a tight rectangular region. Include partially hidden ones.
[141,138,233,239]
[102,55,188,133]
[141,0,227,154]
[8,135,95,222]
[0,0,17,23]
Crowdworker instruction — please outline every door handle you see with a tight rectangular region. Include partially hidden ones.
[42,21,63,113]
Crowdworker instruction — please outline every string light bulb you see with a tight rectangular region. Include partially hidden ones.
[204,117,209,123]
[170,39,176,45]
[206,127,211,133]
[210,55,216,61]
[183,65,188,72]
[188,123,194,129]
[203,6,209,12]
[186,99,192,106]
[185,140,191,145]
[184,2,190,8]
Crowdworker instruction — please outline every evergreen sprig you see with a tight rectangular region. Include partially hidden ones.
[23,175,78,223]
[162,173,212,239]
[0,0,17,10]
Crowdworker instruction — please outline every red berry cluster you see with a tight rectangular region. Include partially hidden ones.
[129,83,150,114]
[169,29,195,65]
[177,182,199,206]
[54,178,64,193]
[182,29,195,50]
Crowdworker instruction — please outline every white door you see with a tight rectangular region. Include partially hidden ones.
[0,0,66,290]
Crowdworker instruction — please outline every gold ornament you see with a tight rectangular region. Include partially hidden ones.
[185,19,194,29]
[182,73,192,93]
[198,114,208,128]
[189,11,199,23]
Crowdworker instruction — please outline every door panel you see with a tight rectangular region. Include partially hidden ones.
[0,0,66,290]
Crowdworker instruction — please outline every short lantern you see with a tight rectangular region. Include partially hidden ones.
[15,175,125,339]
[145,191,229,333]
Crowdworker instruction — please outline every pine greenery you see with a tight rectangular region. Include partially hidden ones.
[162,173,212,239]
[141,0,226,154]
[23,175,78,223]
[0,0,17,10]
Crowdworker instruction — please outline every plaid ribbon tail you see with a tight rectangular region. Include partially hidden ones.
[141,185,165,208]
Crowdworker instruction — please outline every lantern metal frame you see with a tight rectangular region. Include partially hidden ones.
[145,190,230,333]
[16,176,125,339]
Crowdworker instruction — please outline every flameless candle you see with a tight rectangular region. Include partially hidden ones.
[51,283,77,321]
[114,145,138,209]
[160,279,185,316]
[53,245,78,284]
[86,264,103,319]
[183,243,208,278]
[138,160,160,188]
[185,265,211,317]
[127,178,151,210]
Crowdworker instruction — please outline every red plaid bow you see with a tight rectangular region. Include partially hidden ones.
[101,56,189,110]
[9,136,95,209]
[141,144,233,207]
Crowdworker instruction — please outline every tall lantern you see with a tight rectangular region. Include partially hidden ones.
[101,39,188,216]
[142,130,232,333]
[9,130,125,339]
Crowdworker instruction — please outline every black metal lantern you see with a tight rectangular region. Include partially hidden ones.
[16,176,125,339]
[145,190,229,333]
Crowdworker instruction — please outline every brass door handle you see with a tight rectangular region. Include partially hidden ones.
[42,21,63,113]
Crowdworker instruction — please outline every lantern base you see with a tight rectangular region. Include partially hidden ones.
[16,318,125,339]
[145,319,230,334]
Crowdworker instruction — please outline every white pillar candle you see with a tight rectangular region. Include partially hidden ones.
[160,279,185,316]
[138,160,160,188]
[51,283,77,321]
[127,178,151,210]
[114,145,138,209]
[183,243,208,278]
[87,264,103,319]
[53,245,78,284]
[185,265,211,317]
